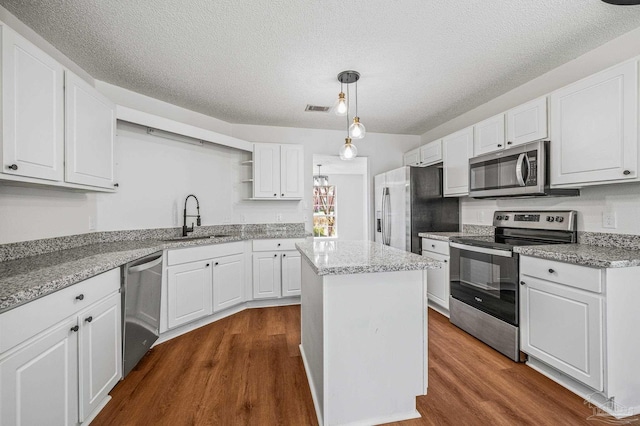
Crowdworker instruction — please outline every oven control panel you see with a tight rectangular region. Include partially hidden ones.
[492,210,576,231]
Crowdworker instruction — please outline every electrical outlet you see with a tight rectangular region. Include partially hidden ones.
[603,212,617,229]
[88,215,96,231]
[239,214,246,223]
[478,211,485,223]
[222,216,232,224]
[276,213,283,222]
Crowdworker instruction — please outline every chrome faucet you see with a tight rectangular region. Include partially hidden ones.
[182,194,201,236]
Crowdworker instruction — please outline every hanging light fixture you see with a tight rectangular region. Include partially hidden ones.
[313,164,329,187]
[334,82,348,116]
[336,71,361,160]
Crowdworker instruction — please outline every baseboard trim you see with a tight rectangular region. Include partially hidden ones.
[82,395,111,425]
[299,344,324,426]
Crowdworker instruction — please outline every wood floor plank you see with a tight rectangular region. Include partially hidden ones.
[94,306,599,426]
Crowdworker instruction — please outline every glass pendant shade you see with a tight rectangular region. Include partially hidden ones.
[334,92,348,116]
[339,138,358,161]
[349,116,366,139]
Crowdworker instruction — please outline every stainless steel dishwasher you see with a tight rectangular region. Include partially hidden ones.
[122,251,163,377]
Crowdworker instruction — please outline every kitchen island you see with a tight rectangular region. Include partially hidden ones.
[295,240,441,426]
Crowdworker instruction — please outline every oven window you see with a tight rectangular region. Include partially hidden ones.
[450,247,519,325]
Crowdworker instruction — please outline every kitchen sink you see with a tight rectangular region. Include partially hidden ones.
[161,234,233,242]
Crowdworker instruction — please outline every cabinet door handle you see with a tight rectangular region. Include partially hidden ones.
[85,316,93,323]
[507,141,513,145]
[443,260,448,263]
[274,254,277,257]
[623,170,631,175]
[497,144,503,148]
[70,325,79,332]
[114,183,120,187]
[7,164,18,171]
[283,254,286,257]
[274,193,277,197]
[75,294,85,301]
[277,243,281,247]
[548,268,555,274]
[281,193,285,196]
[205,263,210,267]
[215,262,219,266]
[520,281,526,286]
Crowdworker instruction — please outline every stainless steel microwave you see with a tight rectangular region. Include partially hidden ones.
[468,141,579,198]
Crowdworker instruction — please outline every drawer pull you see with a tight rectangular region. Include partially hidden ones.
[623,170,631,175]
[283,254,286,257]
[277,243,281,246]
[431,244,435,248]
[548,268,555,274]
[70,325,79,332]
[520,281,526,286]
[75,294,85,301]
[85,316,93,323]
[274,254,277,257]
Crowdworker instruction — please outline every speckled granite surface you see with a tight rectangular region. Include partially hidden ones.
[0,223,305,262]
[514,244,640,268]
[295,240,441,276]
[418,224,495,241]
[578,231,640,250]
[0,227,308,314]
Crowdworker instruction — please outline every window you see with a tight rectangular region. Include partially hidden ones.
[313,185,337,238]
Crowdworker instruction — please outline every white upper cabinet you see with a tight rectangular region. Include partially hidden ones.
[1,25,64,181]
[443,127,473,197]
[253,143,303,199]
[65,71,116,189]
[473,114,505,156]
[550,60,638,187]
[506,97,548,147]
[403,147,421,166]
[420,140,442,166]
[280,144,304,198]
[403,141,443,167]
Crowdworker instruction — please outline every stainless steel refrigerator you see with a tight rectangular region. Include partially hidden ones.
[375,165,459,254]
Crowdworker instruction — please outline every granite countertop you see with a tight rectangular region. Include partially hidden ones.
[513,244,640,268]
[295,240,441,276]
[418,232,468,241]
[0,231,308,314]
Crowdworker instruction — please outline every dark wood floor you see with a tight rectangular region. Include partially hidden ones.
[94,306,598,425]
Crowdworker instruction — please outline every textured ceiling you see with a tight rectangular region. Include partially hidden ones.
[3,0,640,135]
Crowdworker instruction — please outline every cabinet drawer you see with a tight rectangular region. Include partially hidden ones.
[252,238,304,252]
[167,241,244,266]
[0,268,120,353]
[520,256,602,293]
[421,238,450,256]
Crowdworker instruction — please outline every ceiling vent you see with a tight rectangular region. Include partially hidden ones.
[305,104,331,112]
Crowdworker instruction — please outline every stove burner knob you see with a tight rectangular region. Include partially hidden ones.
[547,216,554,222]
[496,215,503,220]
[556,216,564,223]
[503,215,509,220]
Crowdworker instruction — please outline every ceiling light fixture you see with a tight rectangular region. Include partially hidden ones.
[339,81,358,160]
[336,70,363,160]
[313,164,329,187]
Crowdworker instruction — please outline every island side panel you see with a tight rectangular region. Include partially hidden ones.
[324,269,426,425]
[300,260,325,423]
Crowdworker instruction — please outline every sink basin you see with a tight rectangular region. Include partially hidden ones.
[161,234,233,242]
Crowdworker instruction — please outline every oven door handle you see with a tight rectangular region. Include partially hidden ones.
[450,242,513,258]
[515,153,529,187]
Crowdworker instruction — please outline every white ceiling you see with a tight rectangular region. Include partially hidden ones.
[313,155,367,175]
[3,1,640,135]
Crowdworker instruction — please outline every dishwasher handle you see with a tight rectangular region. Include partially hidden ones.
[128,254,163,273]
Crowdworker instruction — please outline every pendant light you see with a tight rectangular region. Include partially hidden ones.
[334,82,348,116]
[348,79,366,139]
[336,71,361,160]
[313,164,329,187]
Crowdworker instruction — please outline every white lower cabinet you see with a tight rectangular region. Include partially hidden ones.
[164,242,246,330]
[213,254,245,312]
[520,256,640,417]
[0,317,79,425]
[422,238,451,312]
[0,268,121,425]
[78,292,122,420]
[167,260,213,328]
[252,239,304,299]
[520,274,603,390]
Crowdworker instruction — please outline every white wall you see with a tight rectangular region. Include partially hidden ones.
[328,174,366,240]
[420,25,640,236]
[0,186,96,243]
[461,183,640,235]
[232,124,419,239]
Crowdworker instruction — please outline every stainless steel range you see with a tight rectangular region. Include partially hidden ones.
[448,210,577,361]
